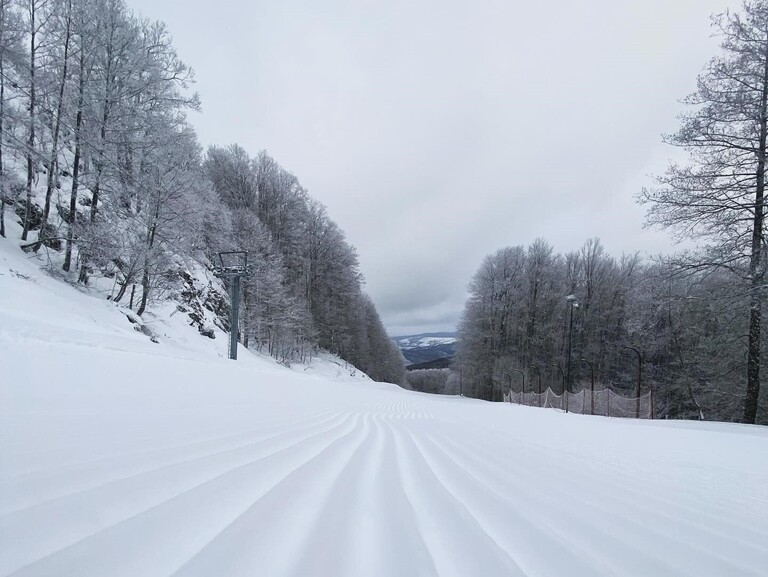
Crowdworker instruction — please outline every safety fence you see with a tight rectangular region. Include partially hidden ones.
[503,387,653,419]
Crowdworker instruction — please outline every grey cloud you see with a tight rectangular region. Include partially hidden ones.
[133,0,729,334]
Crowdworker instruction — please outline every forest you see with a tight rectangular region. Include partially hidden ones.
[447,238,766,423]
[444,3,768,426]
[0,0,405,384]
[3,0,768,425]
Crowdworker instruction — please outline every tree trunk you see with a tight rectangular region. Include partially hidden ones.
[38,0,72,249]
[90,43,113,224]
[526,278,538,367]
[79,73,110,284]
[744,43,768,424]
[89,120,106,223]
[113,273,132,302]
[21,2,36,242]
[63,47,85,271]
[669,294,704,420]
[746,302,761,423]
[137,190,161,316]
[0,42,5,239]
[137,265,150,316]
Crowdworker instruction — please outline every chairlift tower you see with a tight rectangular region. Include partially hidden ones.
[215,251,250,360]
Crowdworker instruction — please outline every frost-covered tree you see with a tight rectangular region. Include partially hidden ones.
[353,293,406,385]
[640,0,768,423]
[62,0,97,270]
[133,126,202,315]
[35,0,73,248]
[0,0,25,238]
[19,0,53,241]
[407,368,451,394]
[0,0,400,385]
[455,237,764,422]
[204,144,256,210]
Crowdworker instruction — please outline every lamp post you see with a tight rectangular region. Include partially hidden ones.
[581,358,595,415]
[623,346,643,418]
[565,294,579,413]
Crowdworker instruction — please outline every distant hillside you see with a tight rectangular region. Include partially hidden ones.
[406,357,453,371]
[393,332,457,366]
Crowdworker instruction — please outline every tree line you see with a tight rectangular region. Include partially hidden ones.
[453,238,764,423]
[454,0,768,425]
[0,0,405,384]
[453,234,767,423]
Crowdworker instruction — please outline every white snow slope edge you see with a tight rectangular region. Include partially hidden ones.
[1,238,767,577]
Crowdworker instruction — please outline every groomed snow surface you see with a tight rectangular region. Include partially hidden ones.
[1,236,767,577]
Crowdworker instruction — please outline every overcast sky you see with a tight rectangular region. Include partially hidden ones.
[132,0,729,336]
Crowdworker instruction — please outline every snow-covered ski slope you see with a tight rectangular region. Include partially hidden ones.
[1,238,767,577]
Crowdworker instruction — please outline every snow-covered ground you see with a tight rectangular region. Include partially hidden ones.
[1,233,767,577]
[394,333,458,349]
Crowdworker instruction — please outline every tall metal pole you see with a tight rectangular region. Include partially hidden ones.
[217,251,248,362]
[566,305,574,393]
[229,275,241,360]
[565,296,578,414]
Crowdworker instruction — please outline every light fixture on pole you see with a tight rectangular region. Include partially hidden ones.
[215,251,249,360]
[565,294,579,413]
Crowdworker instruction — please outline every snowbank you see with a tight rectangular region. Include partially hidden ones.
[1,232,767,576]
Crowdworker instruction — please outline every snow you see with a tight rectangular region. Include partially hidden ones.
[395,334,457,349]
[1,232,768,577]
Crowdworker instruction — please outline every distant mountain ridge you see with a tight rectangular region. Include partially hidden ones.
[405,357,453,371]
[393,332,457,366]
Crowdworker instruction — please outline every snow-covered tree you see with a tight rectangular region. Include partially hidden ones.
[640,0,768,423]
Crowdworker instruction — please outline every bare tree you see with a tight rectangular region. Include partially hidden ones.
[0,0,22,238]
[20,0,52,241]
[63,0,95,271]
[35,0,72,249]
[640,0,768,423]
